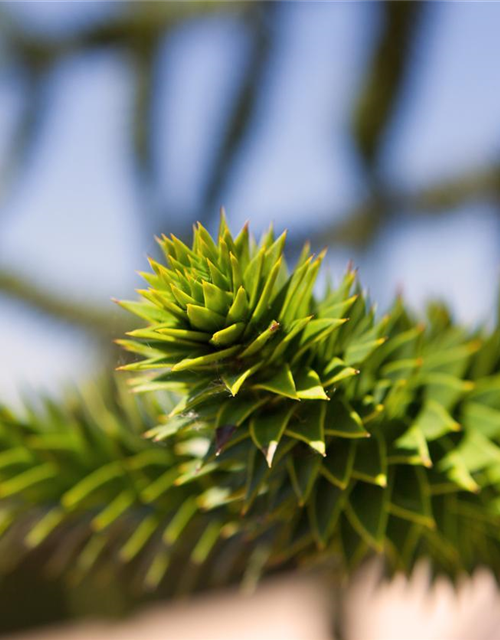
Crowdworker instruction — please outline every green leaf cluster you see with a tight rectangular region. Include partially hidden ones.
[119,216,500,579]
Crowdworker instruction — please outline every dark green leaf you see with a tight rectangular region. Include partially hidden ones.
[346,482,389,552]
[253,364,298,400]
[324,398,369,438]
[286,402,326,455]
[250,405,295,466]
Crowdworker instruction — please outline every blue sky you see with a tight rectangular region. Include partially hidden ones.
[1,2,500,402]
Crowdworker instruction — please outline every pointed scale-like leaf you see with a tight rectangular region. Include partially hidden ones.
[253,365,299,401]
[351,431,388,487]
[250,404,295,467]
[346,482,390,552]
[244,246,266,310]
[278,256,315,327]
[211,323,245,347]
[388,466,435,529]
[389,424,432,468]
[240,321,280,358]
[172,346,240,372]
[196,223,219,262]
[287,452,322,507]
[120,514,161,562]
[263,230,287,272]
[155,327,211,343]
[435,438,480,494]
[25,508,65,549]
[413,399,460,441]
[287,250,325,321]
[222,363,262,396]
[291,318,348,363]
[226,286,250,325]
[308,479,346,549]
[207,258,230,290]
[324,398,369,439]
[322,357,359,387]
[295,368,329,400]
[249,257,283,327]
[321,439,357,490]
[163,498,198,545]
[234,222,250,269]
[267,316,312,364]
[114,299,167,323]
[191,519,222,565]
[202,281,232,315]
[187,304,225,332]
[170,284,196,309]
[230,253,243,291]
[286,402,327,455]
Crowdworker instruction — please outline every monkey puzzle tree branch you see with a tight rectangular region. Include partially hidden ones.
[352,1,425,170]
[116,216,500,581]
[201,3,278,224]
[288,162,500,252]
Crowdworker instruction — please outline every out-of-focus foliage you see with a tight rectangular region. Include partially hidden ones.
[0,377,269,628]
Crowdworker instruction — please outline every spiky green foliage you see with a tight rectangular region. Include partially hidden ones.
[119,216,500,579]
[0,380,266,594]
[2,217,500,599]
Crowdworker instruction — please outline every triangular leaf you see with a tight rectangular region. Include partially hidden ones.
[202,281,231,315]
[352,432,387,487]
[346,482,389,552]
[286,402,327,455]
[321,439,357,489]
[250,257,283,326]
[325,399,369,438]
[226,287,250,324]
[413,399,460,441]
[322,357,359,387]
[222,362,262,396]
[216,396,267,429]
[308,478,346,548]
[187,304,225,332]
[295,368,329,400]
[389,424,432,468]
[243,448,271,514]
[287,451,322,506]
[388,466,435,528]
[250,405,295,466]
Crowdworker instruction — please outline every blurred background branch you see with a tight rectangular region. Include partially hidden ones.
[352,2,424,172]
[0,268,129,338]
[200,3,277,223]
[291,161,500,252]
